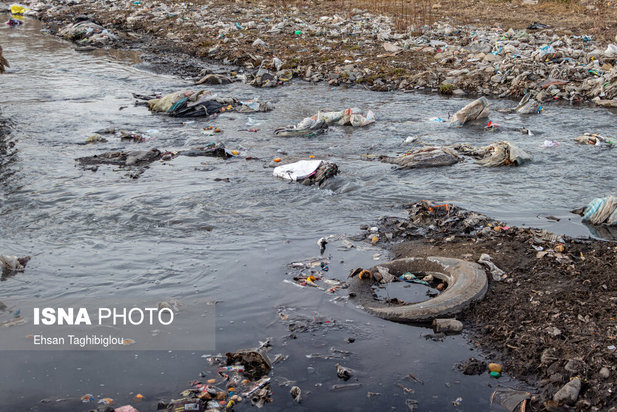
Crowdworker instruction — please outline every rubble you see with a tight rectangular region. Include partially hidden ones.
[19,0,617,102]
[273,159,339,187]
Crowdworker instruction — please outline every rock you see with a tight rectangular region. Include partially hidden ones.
[195,74,232,85]
[432,318,463,333]
[483,53,501,63]
[449,97,490,127]
[564,359,584,373]
[553,378,581,405]
[599,367,610,379]
[514,94,541,114]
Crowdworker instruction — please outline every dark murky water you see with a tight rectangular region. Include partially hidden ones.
[1,15,615,411]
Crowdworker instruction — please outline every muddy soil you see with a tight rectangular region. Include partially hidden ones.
[373,201,617,411]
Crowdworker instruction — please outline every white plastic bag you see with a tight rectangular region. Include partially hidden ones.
[273,160,323,181]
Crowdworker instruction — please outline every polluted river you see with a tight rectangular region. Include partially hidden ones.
[2,15,617,412]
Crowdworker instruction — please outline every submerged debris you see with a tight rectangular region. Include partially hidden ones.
[380,146,462,169]
[274,108,374,137]
[574,133,616,146]
[0,255,30,276]
[273,160,338,187]
[454,141,531,166]
[225,349,272,380]
[336,363,354,381]
[76,148,163,168]
[574,195,617,225]
[134,90,273,117]
[289,386,301,403]
[76,142,233,177]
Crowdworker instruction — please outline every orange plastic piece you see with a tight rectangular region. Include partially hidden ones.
[428,203,450,213]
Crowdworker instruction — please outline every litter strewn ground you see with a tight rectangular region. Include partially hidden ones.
[375,201,617,410]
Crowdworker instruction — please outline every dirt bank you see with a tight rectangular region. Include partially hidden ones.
[12,0,617,106]
[371,201,617,411]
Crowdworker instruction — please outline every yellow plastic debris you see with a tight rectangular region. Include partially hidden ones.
[10,4,29,15]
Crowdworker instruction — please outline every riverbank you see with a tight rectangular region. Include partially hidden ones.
[14,0,617,106]
[376,202,617,410]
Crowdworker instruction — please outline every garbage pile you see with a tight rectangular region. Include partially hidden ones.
[158,346,274,411]
[380,146,462,169]
[274,108,374,137]
[134,90,273,117]
[249,66,294,88]
[285,258,346,294]
[273,159,339,187]
[574,132,616,146]
[0,254,30,276]
[574,195,617,225]
[404,200,506,237]
[58,21,117,45]
[318,108,375,127]
[453,141,531,166]
[274,117,328,137]
[19,0,617,101]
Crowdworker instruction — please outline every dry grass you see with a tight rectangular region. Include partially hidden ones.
[164,0,617,43]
